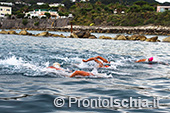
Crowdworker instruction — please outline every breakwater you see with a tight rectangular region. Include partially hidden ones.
[54,25,170,36]
[1,29,170,42]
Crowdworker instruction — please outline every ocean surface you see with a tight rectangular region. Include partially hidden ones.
[0,30,170,113]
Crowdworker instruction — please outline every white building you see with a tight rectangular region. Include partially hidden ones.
[0,6,12,18]
[25,9,60,19]
[0,2,13,6]
[15,2,31,6]
[37,2,45,5]
[71,0,89,2]
[157,6,170,12]
[49,3,64,7]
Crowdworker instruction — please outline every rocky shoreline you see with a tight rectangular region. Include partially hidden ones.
[54,25,170,36]
[4,25,170,36]
[1,29,170,43]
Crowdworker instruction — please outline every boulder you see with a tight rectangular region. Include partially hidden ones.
[138,35,147,41]
[127,34,147,41]
[8,30,18,34]
[0,30,9,34]
[70,32,79,38]
[145,36,158,42]
[36,32,49,37]
[19,30,31,35]
[99,35,113,39]
[116,35,127,40]
[83,31,91,38]
[52,34,66,38]
[162,37,170,42]
[70,31,91,38]
[89,35,97,39]
[76,31,85,37]
[113,35,121,40]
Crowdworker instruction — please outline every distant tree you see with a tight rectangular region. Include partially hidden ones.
[134,0,148,6]
[16,13,25,18]
[62,0,73,9]
[44,12,51,18]
[40,3,50,9]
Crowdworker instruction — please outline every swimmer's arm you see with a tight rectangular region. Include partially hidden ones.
[159,62,169,65]
[135,59,147,63]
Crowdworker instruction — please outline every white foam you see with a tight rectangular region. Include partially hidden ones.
[0,56,23,66]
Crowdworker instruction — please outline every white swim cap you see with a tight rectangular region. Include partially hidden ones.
[53,62,60,68]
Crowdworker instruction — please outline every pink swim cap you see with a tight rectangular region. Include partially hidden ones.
[148,57,153,61]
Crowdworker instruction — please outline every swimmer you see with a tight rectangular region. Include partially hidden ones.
[135,57,153,63]
[70,70,94,78]
[135,57,169,65]
[82,56,110,68]
[47,62,66,71]
[48,62,95,77]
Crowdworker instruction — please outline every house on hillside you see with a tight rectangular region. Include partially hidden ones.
[157,6,170,12]
[25,9,60,19]
[49,3,64,7]
[25,9,73,19]
[37,2,45,5]
[0,6,12,18]
[0,2,13,6]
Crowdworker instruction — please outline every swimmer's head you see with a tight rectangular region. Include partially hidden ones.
[148,57,153,62]
[104,63,111,68]
[53,62,60,68]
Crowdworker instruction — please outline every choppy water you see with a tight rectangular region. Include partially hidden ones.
[0,31,170,113]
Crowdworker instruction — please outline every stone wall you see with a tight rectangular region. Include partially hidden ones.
[0,18,73,30]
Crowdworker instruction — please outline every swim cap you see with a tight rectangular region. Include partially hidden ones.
[104,65,109,68]
[53,62,60,67]
[148,57,153,62]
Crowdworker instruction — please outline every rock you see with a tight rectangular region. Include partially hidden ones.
[145,36,158,42]
[99,35,113,39]
[89,35,97,39]
[113,35,121,40]
[19,30,31,35]
[162,37,170,42]
[8,30,17,34]
[36,32,49,37]
[127,34,147,41]
[52,34,66,38]
[48,33,54,36]
[69,31,92,38]
[83,31,91,38]
[157,40,161,42]
[116,35,127,40]
[70,32,79,38]
[76,31,85,37]
[0,30,9,34]
[138,35,147,41]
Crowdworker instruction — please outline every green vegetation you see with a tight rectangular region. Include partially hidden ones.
[44,12,51,18]
[22,19,28,25]
[4,0,170,26]
[34,21,39,26]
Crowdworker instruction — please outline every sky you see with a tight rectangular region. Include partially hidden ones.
[156,0,170,3]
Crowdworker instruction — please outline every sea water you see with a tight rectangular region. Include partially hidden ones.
[0,31,170,112]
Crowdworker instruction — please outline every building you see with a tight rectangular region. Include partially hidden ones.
[0,6,12,18]
[37,2,45,5]
[25,9,60,19]
[49,3,64,7]
[15,2,31,6]
[0,2,13,6]
[157,6,170,12]
[71,0,89,2]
